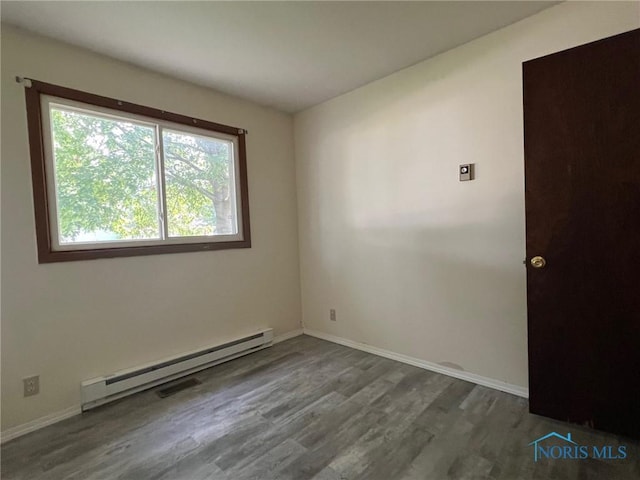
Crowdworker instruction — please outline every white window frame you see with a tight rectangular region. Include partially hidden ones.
[41,95,244,252]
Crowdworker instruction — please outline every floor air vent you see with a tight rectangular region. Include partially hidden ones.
[81,328,273,410]
[156,378,202,398]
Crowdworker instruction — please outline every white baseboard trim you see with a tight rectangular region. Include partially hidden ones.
[1,405,82,444]
[1,328,304,444]
[273,328,304,344]
[2,327,522,444]
[303,328,529,398]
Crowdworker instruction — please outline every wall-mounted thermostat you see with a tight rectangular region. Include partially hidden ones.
[459,163,475,181]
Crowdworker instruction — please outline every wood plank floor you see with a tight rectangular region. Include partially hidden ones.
[2,335,638,479]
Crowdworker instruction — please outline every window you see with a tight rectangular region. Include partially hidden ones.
[25,80,250,262]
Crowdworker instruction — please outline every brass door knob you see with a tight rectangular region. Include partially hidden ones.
[530,256,546,268]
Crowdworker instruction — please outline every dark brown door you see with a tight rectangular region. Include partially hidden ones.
[523,28,640,439]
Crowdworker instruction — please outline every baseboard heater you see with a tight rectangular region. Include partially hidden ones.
[81,328,273,410]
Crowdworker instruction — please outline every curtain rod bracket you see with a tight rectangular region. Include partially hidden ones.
[16,76,33,88]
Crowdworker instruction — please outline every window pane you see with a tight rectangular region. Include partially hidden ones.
[162,129,237,237]
[50,106,161,244]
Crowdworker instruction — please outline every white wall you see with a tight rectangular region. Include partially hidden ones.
[294,2,640,389]
[1,26,302,432]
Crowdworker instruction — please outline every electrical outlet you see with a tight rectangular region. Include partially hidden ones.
[23,375,39,397]
[330,309,336,321]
